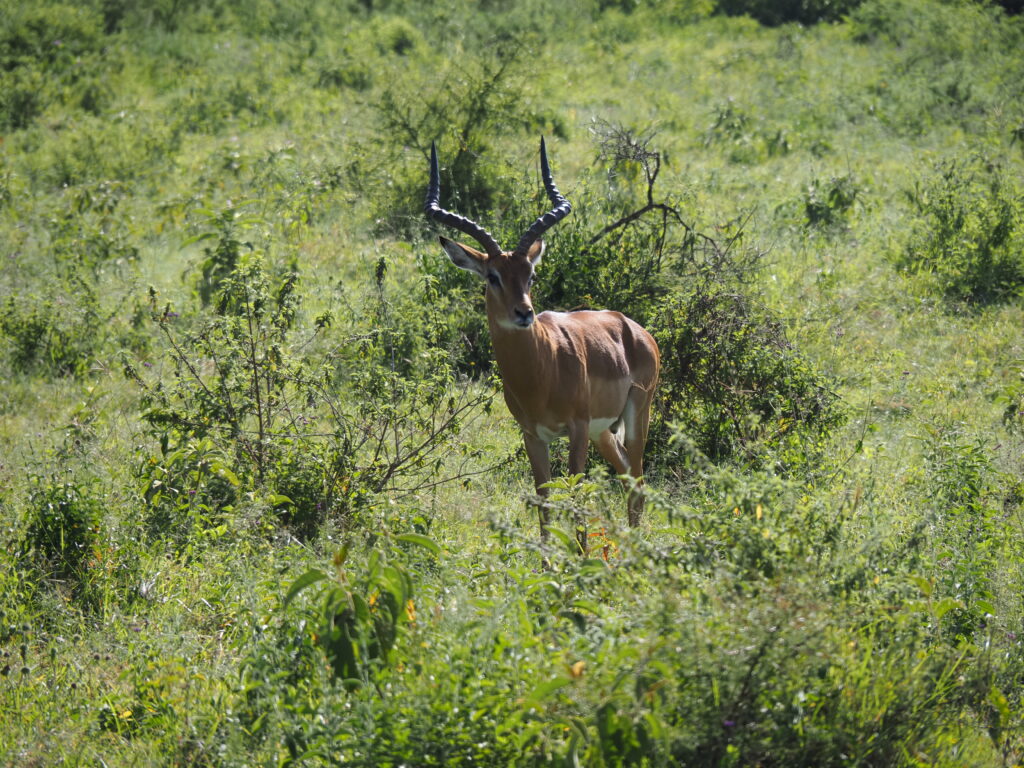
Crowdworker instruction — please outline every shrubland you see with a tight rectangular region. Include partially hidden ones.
[1,0,1023,764]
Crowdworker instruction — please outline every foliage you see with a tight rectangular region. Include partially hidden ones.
[226,443,1009,766]
[1,0,1024,764]
[918,424,999,641]
[128,257,497,542]
[897,155,1024,304]
[714,0,864,26]
[804,173,861,228]
[282,543,421,688]
[654,289,845,466]
[999,360,1024,432]
[18,473,101,593]
[0,289,102,378]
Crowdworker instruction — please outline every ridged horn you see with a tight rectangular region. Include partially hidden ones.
[514,137,572,256]
[424,142,503,259]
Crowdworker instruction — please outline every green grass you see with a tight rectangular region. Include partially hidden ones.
[2,0,1024,765]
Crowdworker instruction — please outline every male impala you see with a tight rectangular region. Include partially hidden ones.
[425,139,659,546]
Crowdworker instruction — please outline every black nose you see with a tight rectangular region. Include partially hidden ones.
[514,307,534,326]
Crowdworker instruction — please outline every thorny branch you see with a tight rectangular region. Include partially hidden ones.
[585,120,721,265]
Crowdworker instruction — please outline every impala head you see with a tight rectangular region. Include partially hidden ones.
[425,139,571,330]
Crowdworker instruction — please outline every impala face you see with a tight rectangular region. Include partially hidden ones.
[439,237,544,330]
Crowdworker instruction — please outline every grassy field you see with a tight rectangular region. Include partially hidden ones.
[2,0,1024,765]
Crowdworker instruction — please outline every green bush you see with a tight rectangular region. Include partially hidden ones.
[652,282,845,467]
[714,0,863,26]
[224,459,990,766]
[804,173,861,228]
[918,425,999,641]
[137,436,241,547]
[19,474,101,588]
[130,256,496,542]
[0,3,104,72]
[897,155,1024,304]
[0,66,46,130]
[0,291,101,378]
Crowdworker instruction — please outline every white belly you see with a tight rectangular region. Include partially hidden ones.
[534,417,621,444]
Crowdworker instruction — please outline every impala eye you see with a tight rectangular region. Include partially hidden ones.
[487,273,501,288]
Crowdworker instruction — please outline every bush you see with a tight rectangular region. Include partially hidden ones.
[651,263,845,468]
[223,456,990,766]
[130,256,496,543]
[0,291,101,378]
[0,3,104,73]
[19,474,101,589]
[918,425,999,641]
[804,173,861,228]
[897,155,1024,304]
[714,0,864,26]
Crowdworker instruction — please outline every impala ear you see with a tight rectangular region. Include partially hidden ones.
[526,239,544,266]
[440,236,487,278]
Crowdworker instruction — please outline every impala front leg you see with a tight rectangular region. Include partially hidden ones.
[522,432,552,540]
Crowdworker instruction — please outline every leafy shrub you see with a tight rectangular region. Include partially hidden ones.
[186,200,265,307]
[897,155,1024,304]
[652,278,845,467]
[999,360,1024,432]
[804,173,861,228]
[19,474,101,588]
[138,437,241,548]
[130,257,496,542]
[315,57,373,92]
[0,66,46,130]
[283,544,420,688]
[0,291,101,377]
[918,425,998,641]
[714,0,864,25]
[0,3,104,72]
[48,180,140,277]
[224,457,989,766]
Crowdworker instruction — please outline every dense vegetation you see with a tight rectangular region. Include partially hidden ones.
[2,0,1023,764]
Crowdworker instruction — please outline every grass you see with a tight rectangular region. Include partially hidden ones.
[2,0,1024,764]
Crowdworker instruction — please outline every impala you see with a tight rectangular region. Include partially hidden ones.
[425,139,660,548]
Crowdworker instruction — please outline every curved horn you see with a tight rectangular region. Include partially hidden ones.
[424,142,503,259]
[514,137,572,256]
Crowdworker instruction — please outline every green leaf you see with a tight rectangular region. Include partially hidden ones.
[213,465,240,486]
[282,569,328,609]
[544,525,573,548]
[933,597,961,619]
[395,533,441,556]
[526,675,572,703]
[910,575,933,597]
[570,599,602,615]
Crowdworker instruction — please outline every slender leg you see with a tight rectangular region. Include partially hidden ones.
[623,386,654,527]
[567,421,590,555]
[522,432,551,540]
[595,430,630,477]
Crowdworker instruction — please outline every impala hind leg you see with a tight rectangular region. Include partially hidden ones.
[522,433,552,540]
[595,429,644,527]
[622,385,654,527]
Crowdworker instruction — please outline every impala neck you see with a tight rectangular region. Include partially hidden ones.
[485,294,549,386]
